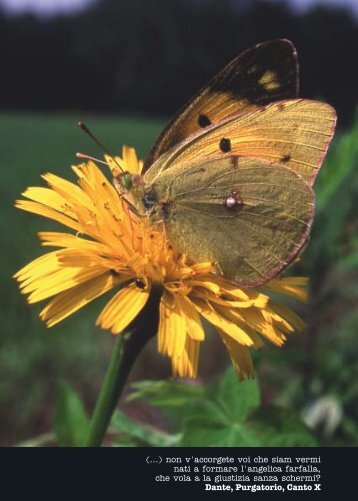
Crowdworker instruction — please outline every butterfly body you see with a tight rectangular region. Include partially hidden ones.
[114,40,336,287]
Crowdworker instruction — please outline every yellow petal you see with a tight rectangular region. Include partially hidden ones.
[96,282,150,334]
[265,277,308,302]
[16,248,112,303]
[122,145,141,174]
[38,232,111,255]
[176,294,205,341]
[191,262,216,274]
[213,305,264,349]
[15,200,80,232]
[104,154,126,174]
[157,291,186,357]
[192,289,268,309]
[236,307,287,346]
[188,279,221,295]
[40,272,118,327]
[269,302,306,332]
[192,298,254,346]
[25,266,107,303]
[218,329,254,380]
[42,172,94,211]
[171,336,200,379]
[20,186,71,213]
[14,251,60,281]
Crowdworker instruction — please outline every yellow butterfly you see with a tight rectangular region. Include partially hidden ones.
[114,39,336,287]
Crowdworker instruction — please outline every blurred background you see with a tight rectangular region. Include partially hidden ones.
[1,0,357,446]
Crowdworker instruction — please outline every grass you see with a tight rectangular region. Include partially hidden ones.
[0,112,164,445]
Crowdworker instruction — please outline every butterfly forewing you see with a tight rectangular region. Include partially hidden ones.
[145,99,336,187]
[153,156,314,287]
[143,39,298,172]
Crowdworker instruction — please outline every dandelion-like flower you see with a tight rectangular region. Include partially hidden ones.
[14,146,308,379]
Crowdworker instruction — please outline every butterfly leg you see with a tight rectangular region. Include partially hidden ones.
[152,218,168,241]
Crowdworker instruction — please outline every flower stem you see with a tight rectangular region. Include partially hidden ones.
[85,291,160,447]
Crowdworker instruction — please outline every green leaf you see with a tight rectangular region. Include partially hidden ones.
[181,368,262,446]
[125,368,316,447]
[127,379,205,407]
[53,381,90,447]
[217,368,260,420]
[181,413,261,447]
[247,406,317,447]
[111,410,181,447]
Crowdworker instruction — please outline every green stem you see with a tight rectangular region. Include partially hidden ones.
[85,290,160,447]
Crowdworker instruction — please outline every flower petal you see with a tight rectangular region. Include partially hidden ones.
[96,282,150,334]
[218,329,254,380]
[193,298,254,346]
[269,302,306,332]
[265,277,308,302]
[157,291,186,357]
[171,336,200,379]
[177,294,205,341]
[16,250,112,303]
[123,145,141,175]
[38,232,111,255]
[40,272,118,327]
[15,199,80,232]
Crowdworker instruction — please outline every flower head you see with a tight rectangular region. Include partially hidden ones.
[14,146,308,379]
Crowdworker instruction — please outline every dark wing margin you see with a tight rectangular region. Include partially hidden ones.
[143,39,298,173]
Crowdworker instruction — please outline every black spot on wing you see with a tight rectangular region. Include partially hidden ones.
[198,114,212,127]
[280,154,291,163]
[220,138,231,152]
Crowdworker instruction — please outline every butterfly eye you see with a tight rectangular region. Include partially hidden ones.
[141,191,158,211]
[120,173,133,190]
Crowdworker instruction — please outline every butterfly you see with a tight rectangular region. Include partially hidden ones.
[115,39,336,287]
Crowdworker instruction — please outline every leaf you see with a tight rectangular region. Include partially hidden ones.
[181,368,262,446]
[217,367,260,419]
[53,381,89,447]
[127,379,205,407]
[126,368,315,447]
[181,411,262,447]
[247,406,317,446]
[111,410,181,447]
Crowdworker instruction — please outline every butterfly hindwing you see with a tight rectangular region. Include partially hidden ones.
[145,99,336,186]
[143,39,298,172]
[153,156,314,287]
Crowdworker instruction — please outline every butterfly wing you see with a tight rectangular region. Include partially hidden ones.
[143,39,298,172]
[145,99,336,187]
[154,156,314,287]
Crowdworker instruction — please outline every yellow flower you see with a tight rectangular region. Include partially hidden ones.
[14,146,308,380]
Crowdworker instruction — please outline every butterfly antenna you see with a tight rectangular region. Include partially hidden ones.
[76,152,109,166]
[77,121,124,173]
[77,122,142,220]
